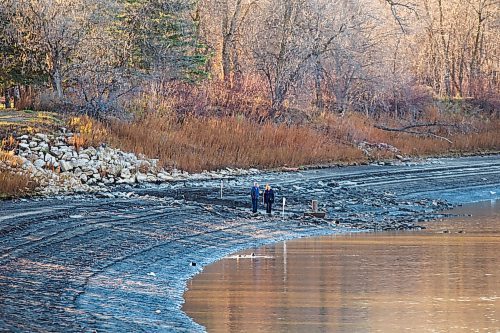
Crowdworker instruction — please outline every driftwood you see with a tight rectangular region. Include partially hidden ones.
[374,122,455,144]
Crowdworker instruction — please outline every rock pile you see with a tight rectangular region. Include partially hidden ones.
[2,129,259,196]
[358,141,400,156]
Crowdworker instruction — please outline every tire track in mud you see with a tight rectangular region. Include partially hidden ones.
[275,160,500,189]
[0,156,499,332]
[0,206,189,265]
[0,198,278,332]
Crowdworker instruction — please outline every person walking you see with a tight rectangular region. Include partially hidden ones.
[264,184,275,216]
[251,182,260,213]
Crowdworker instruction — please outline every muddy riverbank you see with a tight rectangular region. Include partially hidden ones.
[0,155,499,332]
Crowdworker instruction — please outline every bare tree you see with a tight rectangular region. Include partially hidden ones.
[415,0,499,99]
[7,0,100,99]
[252,0,354,115]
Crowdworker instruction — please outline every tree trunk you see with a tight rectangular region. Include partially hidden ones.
[232,45,242,88]
[469,7,484,97]
[272,84,286,113]
[314,58,324,109]
[271,0,294,115]
[221,0,242,86]
[437,0,451,97]
[51,68,64,99]
[13,85,20,108]
[4,88,11,108]
[221,0,231,84]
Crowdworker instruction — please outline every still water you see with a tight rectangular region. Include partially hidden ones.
[183,201,500,333]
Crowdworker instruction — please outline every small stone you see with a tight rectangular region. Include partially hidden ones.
[44,153,57,163]
[120,168,132,179]
[60,161,74,172]
[78,153,90,160]
[136,173,148,183]
[80,174,88,183]
[35,133,49,141]
[33,159,45,168]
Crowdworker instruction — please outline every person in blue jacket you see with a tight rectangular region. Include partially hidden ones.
[251,182,260,213]
[264,184,275,216]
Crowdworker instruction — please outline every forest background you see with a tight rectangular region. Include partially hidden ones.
[0,0,499,173]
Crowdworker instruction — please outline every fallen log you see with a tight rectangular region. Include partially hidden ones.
[374,123,454,144]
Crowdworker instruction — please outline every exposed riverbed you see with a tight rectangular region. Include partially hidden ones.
[0,156,499,332]
[183,200,500,333]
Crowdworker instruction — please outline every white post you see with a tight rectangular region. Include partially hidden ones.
[282,197,286,216]
[220,180,223,199]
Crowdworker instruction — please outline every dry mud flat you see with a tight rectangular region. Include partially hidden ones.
[0,155,499,332]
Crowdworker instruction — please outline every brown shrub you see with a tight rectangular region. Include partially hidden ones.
[123,78,271,120]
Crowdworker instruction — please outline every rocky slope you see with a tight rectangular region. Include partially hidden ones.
[2,129,259,196]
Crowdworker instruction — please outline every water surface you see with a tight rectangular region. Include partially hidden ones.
[183,201,500,332]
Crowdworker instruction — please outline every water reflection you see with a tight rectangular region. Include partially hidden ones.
[183,201,500,332]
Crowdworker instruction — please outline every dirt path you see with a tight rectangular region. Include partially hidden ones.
[0,109,62,138]
[0,155,499,332]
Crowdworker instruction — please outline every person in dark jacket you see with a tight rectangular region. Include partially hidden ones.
[251,182,260,213]
[264,184,275,216]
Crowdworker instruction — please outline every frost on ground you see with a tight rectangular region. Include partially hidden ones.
[0,156,498,332]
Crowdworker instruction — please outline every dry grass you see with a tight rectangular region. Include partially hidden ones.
[0,151,24,168]
[66,115,107,151]
[391,121,500,156]
[317,109,500,157]
[1,136,23,168]
[74,102,499,172]
[0,134,38,199]
[81,114,364,172]
[0,171,38,199]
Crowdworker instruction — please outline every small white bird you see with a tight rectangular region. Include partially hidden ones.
[147,272,156,277]
[490,191,496,195]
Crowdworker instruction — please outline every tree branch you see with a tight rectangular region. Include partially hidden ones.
[374,122,455,143]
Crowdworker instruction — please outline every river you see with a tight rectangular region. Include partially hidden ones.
[183,200,500,333]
